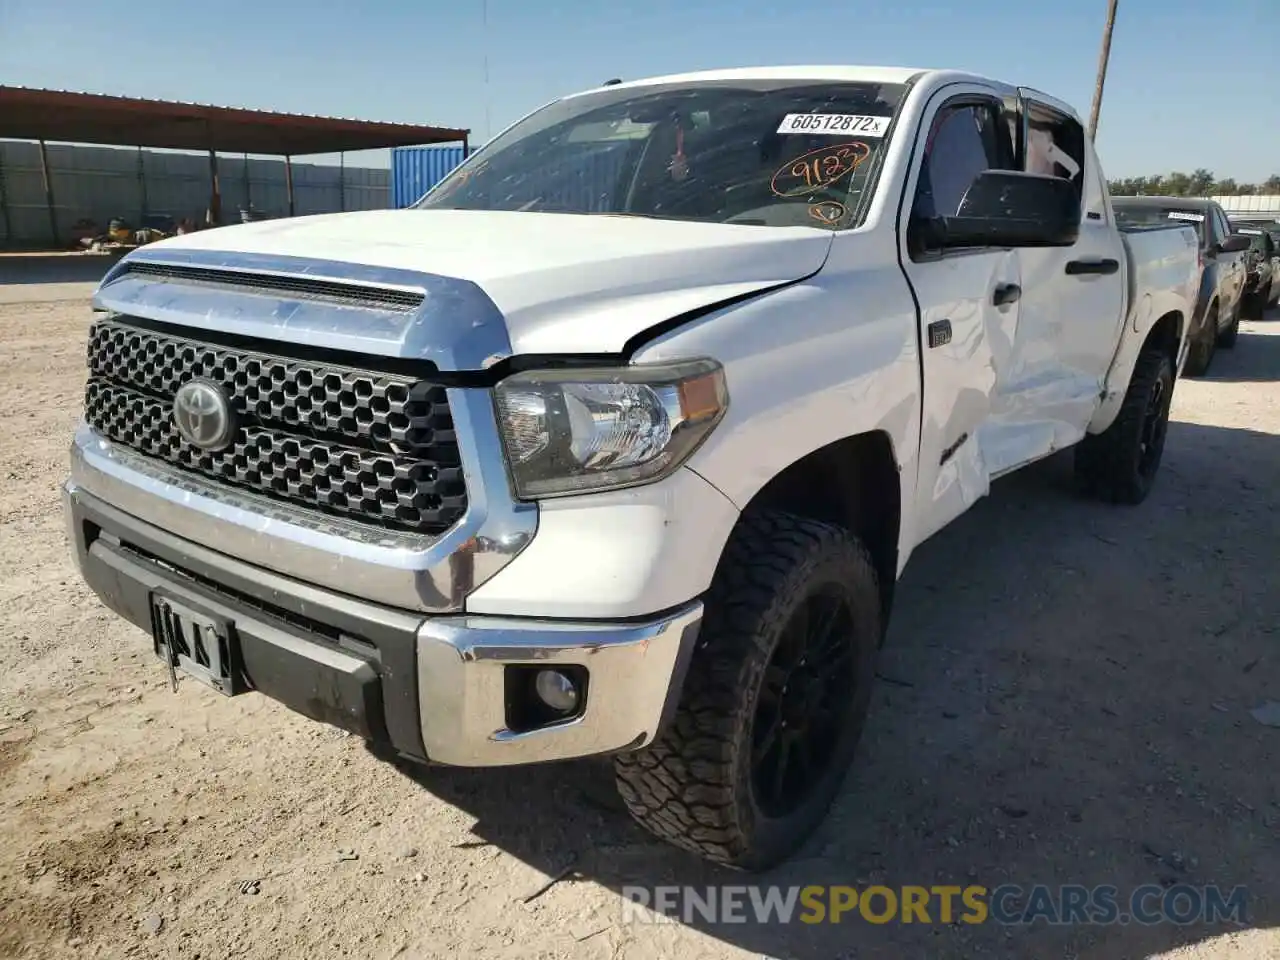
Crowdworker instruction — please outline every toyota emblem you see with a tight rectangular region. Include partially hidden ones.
[173,378,236,451]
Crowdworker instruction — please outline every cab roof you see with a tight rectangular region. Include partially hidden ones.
[601,65,932,89]
[567,66,1067,111]
[565,65,1022,101]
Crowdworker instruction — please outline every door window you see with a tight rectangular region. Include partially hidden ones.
[1022,104,1086,206]
[1217,209,1233,247]
[1208,208,1228,247]
[912,102,1012,222]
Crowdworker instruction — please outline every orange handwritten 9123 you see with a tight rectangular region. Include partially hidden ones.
[770,142,871,198]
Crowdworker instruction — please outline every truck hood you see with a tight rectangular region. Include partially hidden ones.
[98,209,833,367]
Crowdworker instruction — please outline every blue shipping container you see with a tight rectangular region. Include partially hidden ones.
[392,142,636,213]
[392,146,467,208]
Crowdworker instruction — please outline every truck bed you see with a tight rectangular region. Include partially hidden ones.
[1120,222,1200,314]
[1089,220,1200,420]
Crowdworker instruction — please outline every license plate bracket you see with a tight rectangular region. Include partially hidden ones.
[149,593,244,696]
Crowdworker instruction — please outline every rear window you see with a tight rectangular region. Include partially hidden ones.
[1112,203,1207,241]
[1232,226,1274,256]
[415,79,910,231]
[1232,221,1280,245]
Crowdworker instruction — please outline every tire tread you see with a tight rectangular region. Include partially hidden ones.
[1074,343,1172,504]
[614,510,880,869]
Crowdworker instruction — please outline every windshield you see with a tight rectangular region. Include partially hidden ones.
[415,79,909,230]
[1112,202,1208,242]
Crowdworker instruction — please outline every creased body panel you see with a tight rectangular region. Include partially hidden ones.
[116,211,835,361]
[905,245,1013,544]
[633,230,921,572]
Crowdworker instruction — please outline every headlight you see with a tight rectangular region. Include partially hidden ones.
[492,358,728,499]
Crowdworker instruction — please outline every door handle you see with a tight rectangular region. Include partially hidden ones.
[1065,258,1120,276]
[992,282,1021,307]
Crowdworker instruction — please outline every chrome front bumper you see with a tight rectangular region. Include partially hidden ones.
[416,607,701,765]
[65,483,701,766]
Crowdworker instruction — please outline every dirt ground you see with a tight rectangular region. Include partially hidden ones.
[0,274,1277,960]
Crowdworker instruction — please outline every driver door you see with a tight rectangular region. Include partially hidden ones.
[899,86,1023,545]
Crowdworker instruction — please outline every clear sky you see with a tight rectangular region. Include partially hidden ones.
[3,0,1277,182]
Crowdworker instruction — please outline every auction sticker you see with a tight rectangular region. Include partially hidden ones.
[777,113,891,137]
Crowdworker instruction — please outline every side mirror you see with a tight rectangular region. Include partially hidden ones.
[1220,234,1252,254]
[924,170,1080,250]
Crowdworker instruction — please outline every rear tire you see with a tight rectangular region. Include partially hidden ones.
[1218,301,1241,347]
[1074,342,1174,505]
[613,510,881,871]
[1182,302,1217,376]
[1240,289,1263,322]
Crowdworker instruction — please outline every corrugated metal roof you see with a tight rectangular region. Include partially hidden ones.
[0,86,469,155]
[1211,194,1280,216]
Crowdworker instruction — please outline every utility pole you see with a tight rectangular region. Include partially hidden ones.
[481,0,491,143]
[1088,0,1120,141]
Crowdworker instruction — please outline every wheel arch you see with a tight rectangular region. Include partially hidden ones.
[1146,309,1184,362]
[1089,308,1185,435]
[724,431,902,629]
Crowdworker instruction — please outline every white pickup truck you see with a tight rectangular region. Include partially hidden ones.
[66,66,1199,870]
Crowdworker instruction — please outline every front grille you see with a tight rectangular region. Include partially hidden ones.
[83,318,469,535]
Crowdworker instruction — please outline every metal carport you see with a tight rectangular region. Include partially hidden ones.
[0,86,469,242]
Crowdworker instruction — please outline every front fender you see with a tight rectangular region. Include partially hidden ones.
[633,267,920,553]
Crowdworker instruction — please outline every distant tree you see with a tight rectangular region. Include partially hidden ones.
[1107,171,1280,197]
[1188,169,1214,195]
[1165,171,1192,195]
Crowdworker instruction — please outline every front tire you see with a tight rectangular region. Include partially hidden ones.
[613,510,881,871]
[1074,343,1175,505]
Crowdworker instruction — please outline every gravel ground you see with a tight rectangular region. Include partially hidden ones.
[1,277,1277,960]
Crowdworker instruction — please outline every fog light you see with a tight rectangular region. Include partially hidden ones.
[534,669,579,713]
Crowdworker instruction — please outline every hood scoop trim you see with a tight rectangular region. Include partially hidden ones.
[93,248,514,372]
[122,261,426,312]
